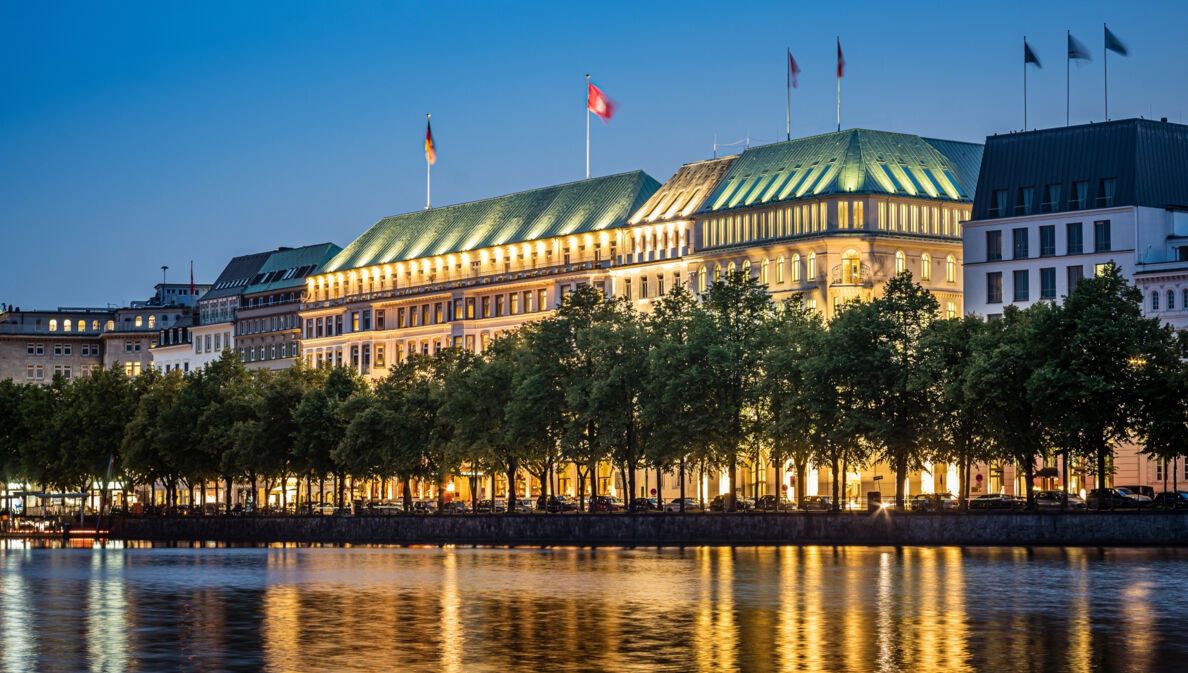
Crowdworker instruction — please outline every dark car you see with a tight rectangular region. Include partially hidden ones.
[474,499,505,514]
[1119,485,1156,499]
[709,495,744,512]
[591,495,623,512]
[754,495,794,512]
[1035,490,1086,509]
[628,497,659,513]
[1086,488,1145,509]
[968,494,1025,510]
[536,495,577,513]
[908,493,958,511]
[1153,492,1188,509]
[799,495,833,512]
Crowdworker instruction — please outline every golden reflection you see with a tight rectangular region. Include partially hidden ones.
[941,547,969,669]
[1067,548,1092,672]
[86,550,128,672]
[439,551,463,673]
[1,547,34,670]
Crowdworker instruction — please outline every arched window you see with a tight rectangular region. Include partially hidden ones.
[49,319,57,332]
[1183,289,1188,311]
[728,261,737,276]
[148,315,156,329]
[741,260,751,277]
[714,263,722,283]
[920,253,932,281]
[776,256,785,284]
[135,316,143,327]
[791,254,802,283]
[807,252,816,280]
[895,250,906,275]
[1168,290,1175,310]
[63,319,72,332]
[841,250,861,284]
[92,320,98,332]
[946,255,957,283]
[1152,291,1160,311]
[105,320,114,331]
[698,266,707,293]
[761,258,770,285]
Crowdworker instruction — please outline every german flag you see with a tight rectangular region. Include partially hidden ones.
[425,115,437,165]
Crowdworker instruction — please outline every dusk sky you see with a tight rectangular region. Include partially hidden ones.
[3,0,1187,309]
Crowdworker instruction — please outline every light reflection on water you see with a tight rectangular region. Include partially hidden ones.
[0,541,1185,673]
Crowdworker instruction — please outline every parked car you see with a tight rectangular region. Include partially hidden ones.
[968,494,1025,510]
[1114,487,1154,507]
[591,495,623,512]
[709,495,752,512]
[1118,485,1156,499]
[474,499,505,514]
[1035,490,1086,510]
[663,497,703,513]
[799,495,833,512]
[552,495,579,512]
[410,500,438,514]
[628,497,659,513]
[1152,492,1188,509]
[739,497,757,511]
[754,495,794,512]
[1086,488,1147,509]
[536,495,577,513]
[908,493,959,511]
[514,498,536,513]
[441,500,469,514]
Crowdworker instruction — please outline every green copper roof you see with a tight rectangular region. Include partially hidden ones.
[325,171,661,272]
[245,242,342,294]
[699,129,983,214]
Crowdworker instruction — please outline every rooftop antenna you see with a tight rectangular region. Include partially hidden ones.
[160,266,168,304]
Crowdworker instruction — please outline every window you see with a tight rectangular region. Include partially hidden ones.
[1170,290,1177,311]
[1040,268,1056,300]
[148,315,156,328]
[854,201,864,228]
[54,344,63,356]
[791,254,801,283]
[946,302,956,319]
[62,344,71,356]
[698,266,707,292]
[1013,269,1029,302]
[991,189,1008,217]
[1067,265,1083,293]
[538,289,547,311]
[842,251,861,284]
[49,319,57,332]
[761,258,770,285]
[1039,225,1055,257]
[26,343,34,355]
[878,201,886,229]
[838,201,849,228]
[894,250,906,274]
[1094,220,1111,252]
[640,276,648,299]
[1071,181,1089,210]
[946,255,956,283]
[1152,291,1160,311]
[776,256,784,284]
[1183,289,1188,310]
[1098,178,1117,207]
[806,253,816,280]
[1043,184,1061,212]
[1012,228,1029,258]
[714,263,721,283]
[482,297,491,317]
[1017,186,1036,215]
[1067,223,1083,255]
[624,279,632,300]
[376,310,385,330]
[987,272,1003,304]
[920,253,931,281]
[986,231,1002,261]
[1094,263,1110,277]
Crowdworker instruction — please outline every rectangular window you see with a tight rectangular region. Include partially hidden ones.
[467,298,476,319]
[376,310,385,330]
[878,201,886,230]
[1017,186,1036,215]
[435,303,443,323]
[838,201,849,229]
[494,296,503,317]
[1067,222,1083,255]
[1013,269,1029,302]
[657,275,665,296]
[624,279,632,300]
[375,346,385,368]
[336,316,343,334]
[482,297,491,318]
[992,189,1008,217]
[987,272,1003,304]
[524,291,533,313]
[510,293,519,314]
[1067,265,1083,293]
[351,312,360,332]
[986,231,1003,261]
[538,289,547,311]
[640,276,648,299]
[1039,225,1055,257]
[55,344,63,356]
[1040,267,1056,299]
[854,201,864,228]
[1043,184,1061,212]
[1098,178,1117,207]
[1071,181,1089,210]
[1012,228,1029,258]
[1094,220,1111,252]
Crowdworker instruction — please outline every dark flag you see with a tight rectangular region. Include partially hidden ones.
[1024,40,1041,67]
[1068,33,1092,61]
[1105,26,1128,56]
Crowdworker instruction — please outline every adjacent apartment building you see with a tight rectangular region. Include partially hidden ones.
[962,117,1188,493]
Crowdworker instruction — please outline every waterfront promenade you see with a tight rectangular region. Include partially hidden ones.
[109,511,1188,547]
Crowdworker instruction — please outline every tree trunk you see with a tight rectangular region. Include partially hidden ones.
[794,459,808,509]
[589,459,599,512]
[840,459,848,512]
[727,452,738,512]
[402,477,413,513]
[1023,460,1036,510]
[895,453,907,510]
[505,467,517,515]
[336,472,345,508]
[656,468,663,510]
[1096,447,1108,511]
[679,457,686,513]
[831,456,840,512]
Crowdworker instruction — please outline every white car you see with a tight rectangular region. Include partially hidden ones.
[663,497,702,512]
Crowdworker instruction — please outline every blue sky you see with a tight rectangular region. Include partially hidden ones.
[2,0,1186,308]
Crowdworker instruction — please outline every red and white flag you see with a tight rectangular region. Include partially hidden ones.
[587,81,616,121]
[837,39,845,78]
[788,50,801,88]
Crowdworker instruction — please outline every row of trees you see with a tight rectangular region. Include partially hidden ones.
[1,265,1184,516]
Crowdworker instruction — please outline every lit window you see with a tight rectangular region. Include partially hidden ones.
[698,266,707,293]
[841,250,860,284]
[714,263,721,283]
[776,256,784,284]
[792,254,802,283]
[920,253,931,281]
[49,319,57,332]
[728,261,737,276]
[946,301,956,319]
[878,202,887,230]
[761,258,770,285]
[64,320,72,332]
[148,315,156,328]
[741,260,751,277]
[838,201,849,229]
[135,316,143,327]
[946,255,956,283]
[895,251,906,274]
[807,253,816,280]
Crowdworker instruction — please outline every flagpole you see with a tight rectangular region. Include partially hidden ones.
[586,74,591,180]
[1103,23,1109,120]
[786,48,791,141]
[1066,30,1070,127]
[426,113,431,210]
[1024,36,1028,130]
[836,38,841,132]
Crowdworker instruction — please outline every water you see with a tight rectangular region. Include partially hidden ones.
[1,542,1184,673]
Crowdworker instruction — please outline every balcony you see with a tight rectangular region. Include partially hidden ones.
[830,263,873,287]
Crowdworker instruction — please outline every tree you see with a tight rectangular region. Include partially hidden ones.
[59,364,136,521]
[762,301,823,508]
[294,366,367,507]
[122,370,186,507]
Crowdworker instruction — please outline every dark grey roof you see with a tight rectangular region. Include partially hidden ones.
[201,251,273,301]
[971,118,1188,220]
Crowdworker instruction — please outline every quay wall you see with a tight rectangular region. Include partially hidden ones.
[109,512,1188,546]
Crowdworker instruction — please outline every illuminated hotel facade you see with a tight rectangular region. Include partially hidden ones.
[298,129,981,504]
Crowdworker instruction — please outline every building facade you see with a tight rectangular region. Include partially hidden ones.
[0,308,111,383]
[298,129,982,505]
[962,118,1188,495]
[190,251,274,370]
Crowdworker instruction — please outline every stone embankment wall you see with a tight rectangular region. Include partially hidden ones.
[110,512,1188,546]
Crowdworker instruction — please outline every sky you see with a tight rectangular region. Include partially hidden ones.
[3,0,1187,309]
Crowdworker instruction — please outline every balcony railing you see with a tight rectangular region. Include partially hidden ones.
[830,263,873,287]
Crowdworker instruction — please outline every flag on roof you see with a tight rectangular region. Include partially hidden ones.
[788,49,801,88]
[1068,33,1092,61]
[1024,40,1041,67]
[587,81,616,121]
[1105,25,1128,56]
[425,117,436,165]
[837,39,845,77]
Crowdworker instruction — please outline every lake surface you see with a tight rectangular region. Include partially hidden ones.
[1,541,1184,672]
